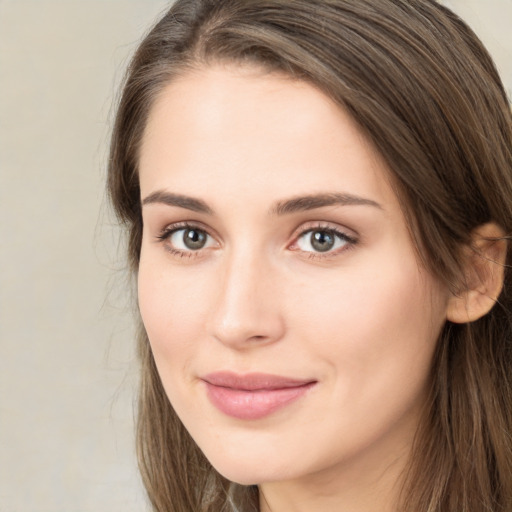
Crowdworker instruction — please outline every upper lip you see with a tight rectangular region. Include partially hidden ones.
[202,371,316,391]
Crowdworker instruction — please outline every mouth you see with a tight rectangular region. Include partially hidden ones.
[201,372,317,420]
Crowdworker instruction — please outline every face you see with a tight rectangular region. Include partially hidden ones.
[137,65,450,491]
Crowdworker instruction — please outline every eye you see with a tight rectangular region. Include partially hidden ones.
[295,228,354,254]
[158,225,217,253]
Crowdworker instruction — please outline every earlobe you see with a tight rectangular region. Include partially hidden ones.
[446,223,507,324]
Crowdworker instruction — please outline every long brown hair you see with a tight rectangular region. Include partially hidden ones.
[108,1,512,510]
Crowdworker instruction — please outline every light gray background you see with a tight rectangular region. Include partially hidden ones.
[0,1,510,511]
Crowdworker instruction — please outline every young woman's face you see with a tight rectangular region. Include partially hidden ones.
[138,65,450,492]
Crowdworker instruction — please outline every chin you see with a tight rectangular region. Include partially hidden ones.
[212,463,281,486]
[201,442,302,486]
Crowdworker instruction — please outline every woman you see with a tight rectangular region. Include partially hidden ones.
[108,0,512,510]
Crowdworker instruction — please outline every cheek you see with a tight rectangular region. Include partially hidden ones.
[275,258,446,466]
[137,256,217,429]
[297,254,445,412]
[137,255,210,366]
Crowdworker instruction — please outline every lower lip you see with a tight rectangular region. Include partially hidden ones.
[204,382,315,420]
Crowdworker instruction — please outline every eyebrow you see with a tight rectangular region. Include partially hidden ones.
[141,190,382,215]
[270,192,382,215]
[142,190,213,214]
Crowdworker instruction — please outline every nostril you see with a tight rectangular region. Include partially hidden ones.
[250,335,267,342]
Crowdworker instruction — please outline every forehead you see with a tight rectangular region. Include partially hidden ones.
[139,64,397,210]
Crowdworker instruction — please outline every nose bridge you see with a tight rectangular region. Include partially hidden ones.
[208,242,284,348]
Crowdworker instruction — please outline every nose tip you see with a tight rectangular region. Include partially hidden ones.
[211,317,279,347]
[207,258,285,349]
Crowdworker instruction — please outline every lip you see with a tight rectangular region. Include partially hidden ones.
[202,372,317,420]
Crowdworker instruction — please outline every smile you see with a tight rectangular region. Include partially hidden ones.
[202,372,317,420]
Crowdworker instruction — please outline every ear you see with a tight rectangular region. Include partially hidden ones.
[447,223,507,324]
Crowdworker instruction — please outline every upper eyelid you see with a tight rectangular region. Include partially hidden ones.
[290,220,358,240]
[158,219,355,235]
[158,220,217,238]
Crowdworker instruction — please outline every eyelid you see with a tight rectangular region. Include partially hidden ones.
[157,220,214,237]
[288,221,358,256]
[155,221,220,257]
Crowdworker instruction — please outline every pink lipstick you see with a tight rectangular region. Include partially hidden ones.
[202,372,316,420]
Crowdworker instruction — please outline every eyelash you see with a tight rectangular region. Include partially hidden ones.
[290,223,358,260]
[156,222,214,259]
[155,221,358,260]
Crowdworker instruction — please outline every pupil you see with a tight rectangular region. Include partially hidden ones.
[311,230,334,252]
[183,229,206,250]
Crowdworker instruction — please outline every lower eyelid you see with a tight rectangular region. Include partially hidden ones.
[165,246,203,258]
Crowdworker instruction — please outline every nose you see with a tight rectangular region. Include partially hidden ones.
[207,249,286,349]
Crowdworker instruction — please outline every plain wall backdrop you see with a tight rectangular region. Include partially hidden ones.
[0,1,510,511]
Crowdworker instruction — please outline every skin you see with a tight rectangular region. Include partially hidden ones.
[137,64,453,512]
